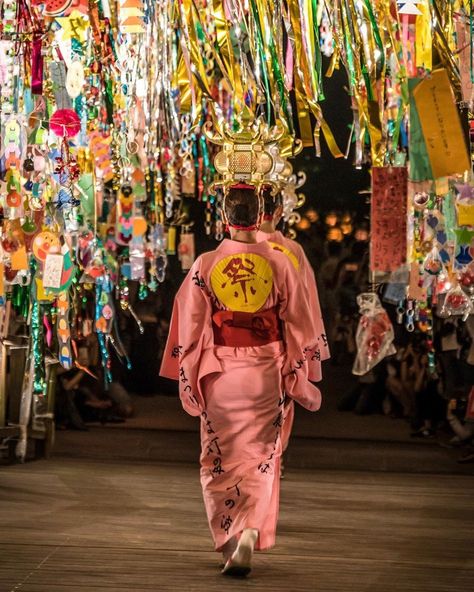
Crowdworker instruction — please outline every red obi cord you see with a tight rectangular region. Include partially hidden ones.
[212,307,282,347]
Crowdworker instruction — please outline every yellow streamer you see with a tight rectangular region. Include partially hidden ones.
[415,0,432,71]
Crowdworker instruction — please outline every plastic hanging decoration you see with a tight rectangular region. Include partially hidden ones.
[423,246,445,276]
[353,293,397,376]
[441,284,473,321]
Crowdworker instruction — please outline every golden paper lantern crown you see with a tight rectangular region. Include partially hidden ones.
[204,109,302,194]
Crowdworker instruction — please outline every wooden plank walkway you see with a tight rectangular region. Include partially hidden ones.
[0,459,473,591]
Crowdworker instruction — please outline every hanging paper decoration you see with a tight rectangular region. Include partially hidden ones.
[413,69,470,179]
[370,166,408,273]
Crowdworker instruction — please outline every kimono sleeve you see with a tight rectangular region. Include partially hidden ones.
[297,244,330,374]
[160,256,221,416]
[277,258,322,412]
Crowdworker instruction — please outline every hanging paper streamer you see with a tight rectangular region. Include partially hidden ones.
[455,16,474,105]
[415,0,432,72]
[370,166,408,273]
[57,291,73,369]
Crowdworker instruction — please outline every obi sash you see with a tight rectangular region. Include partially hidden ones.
[212,306,282,347]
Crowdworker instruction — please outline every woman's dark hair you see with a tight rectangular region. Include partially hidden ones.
[224,187,260,227]
[261,186,282,216]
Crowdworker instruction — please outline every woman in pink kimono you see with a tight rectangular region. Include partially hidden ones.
[160,186,321,577]
[257,188,329,451]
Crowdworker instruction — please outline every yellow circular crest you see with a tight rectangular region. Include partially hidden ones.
[268,241,299,270]
[211,253,273,312]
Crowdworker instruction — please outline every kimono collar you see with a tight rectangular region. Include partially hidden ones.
[256,230,284,244]
[217,238,273,254]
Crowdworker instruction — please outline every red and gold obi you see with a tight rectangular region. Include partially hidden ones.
[212,306,282,347]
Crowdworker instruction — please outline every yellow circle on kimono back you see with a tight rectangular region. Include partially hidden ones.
[211,253,273,312]
[268,241,299,270]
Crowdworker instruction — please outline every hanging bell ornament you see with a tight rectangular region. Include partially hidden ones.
[121,184,133,197]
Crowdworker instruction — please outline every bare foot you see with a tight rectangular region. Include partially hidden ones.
[221,536,237,562]
[222,528,258,577]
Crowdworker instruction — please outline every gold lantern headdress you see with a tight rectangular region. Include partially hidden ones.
[204,109,302,194]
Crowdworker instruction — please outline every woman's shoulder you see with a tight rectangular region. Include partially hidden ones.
[266,245,299,281]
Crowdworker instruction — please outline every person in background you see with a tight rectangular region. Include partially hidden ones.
[257,186,329,455]
[439,317,474,461]
[329,239,369,364]
[160,185,322,577]
[319,240,343,346]
[56,336,134,429]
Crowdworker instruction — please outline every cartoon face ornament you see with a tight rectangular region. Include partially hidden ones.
[32,231,61,263]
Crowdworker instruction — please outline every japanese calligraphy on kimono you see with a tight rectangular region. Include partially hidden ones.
[160,239,321,552]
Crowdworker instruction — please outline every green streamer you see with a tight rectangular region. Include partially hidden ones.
[105,76,114,124]
[362,66,374,101]
[311,0,324,101]
[362,0,385,74]
[341,0,357,92]
[266,21,294,132]
[11,285,30,318]
[249,0,272,124]
[31,301,46,395]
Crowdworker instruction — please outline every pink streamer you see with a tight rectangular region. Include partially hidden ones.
[43,314,52,348]
[31,38,43,95]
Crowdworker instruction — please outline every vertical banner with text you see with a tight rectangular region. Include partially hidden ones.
[370,166,408,273]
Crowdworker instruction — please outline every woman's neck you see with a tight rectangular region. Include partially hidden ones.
[259,221,276,234]
[229,229,258,243]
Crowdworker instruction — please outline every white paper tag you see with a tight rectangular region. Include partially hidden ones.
[43,254,64,289]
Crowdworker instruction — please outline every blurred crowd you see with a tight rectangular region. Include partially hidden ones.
[293,207,370,361]
[294,208,474,464]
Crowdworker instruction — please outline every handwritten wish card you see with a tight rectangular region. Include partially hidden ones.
[43,254,64,289]
[413,69,470,179]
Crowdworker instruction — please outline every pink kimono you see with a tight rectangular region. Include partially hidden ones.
[160,239,321,552]
[257,230,329,448]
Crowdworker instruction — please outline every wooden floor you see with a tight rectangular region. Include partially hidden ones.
[0,459,473,592]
